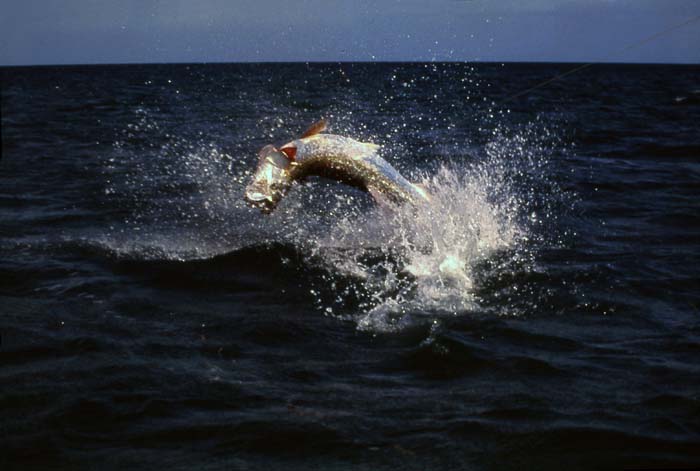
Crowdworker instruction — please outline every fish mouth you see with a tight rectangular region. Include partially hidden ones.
[244,191,277,214]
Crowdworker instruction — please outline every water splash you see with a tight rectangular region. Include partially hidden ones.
[99,106,566,331]
[300,121,567,332]
[310,162,517,332]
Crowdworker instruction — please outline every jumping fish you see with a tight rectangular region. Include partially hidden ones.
[244,119,430,213]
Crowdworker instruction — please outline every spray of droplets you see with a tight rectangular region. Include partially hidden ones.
[304,123,564,332]
[99,99,569,332]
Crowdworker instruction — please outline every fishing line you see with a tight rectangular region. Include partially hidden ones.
[502,14,700,103]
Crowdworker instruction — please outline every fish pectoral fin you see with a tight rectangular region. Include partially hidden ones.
[280,145,297,160]
[367,186,393,208]
[300,118,328,138]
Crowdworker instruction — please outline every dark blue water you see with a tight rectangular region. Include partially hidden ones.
[2,62,699,470]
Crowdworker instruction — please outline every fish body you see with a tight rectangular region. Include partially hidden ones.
[244,121,429,213]
[289,134,429,204]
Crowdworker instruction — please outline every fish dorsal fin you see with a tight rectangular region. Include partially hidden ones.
[300,118,327,139]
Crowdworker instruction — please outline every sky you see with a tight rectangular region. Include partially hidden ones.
[1,0,699,65]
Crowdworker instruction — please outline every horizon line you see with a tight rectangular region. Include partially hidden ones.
[2,59,699,69]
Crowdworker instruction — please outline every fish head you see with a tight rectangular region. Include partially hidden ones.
[244,144,293,213]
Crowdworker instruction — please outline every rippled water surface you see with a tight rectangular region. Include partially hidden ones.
[2,63,700,470]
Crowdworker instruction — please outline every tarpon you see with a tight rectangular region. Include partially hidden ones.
[244,119,430,213]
